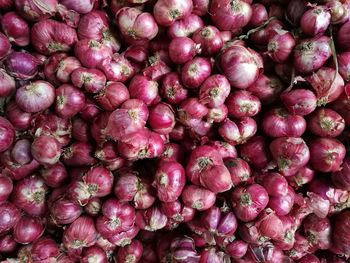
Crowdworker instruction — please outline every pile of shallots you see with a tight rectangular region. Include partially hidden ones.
[1,0,350,262]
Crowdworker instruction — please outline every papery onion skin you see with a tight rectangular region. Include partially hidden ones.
[226,90,261,118]
[300,6,331,36]
[153,0,193,27]
[181,57,212,89]
[15,80,55,113]
[0,117,15,153]
[332,157,350,191]
[4,51,40,80]
[13,216,45,244]
[169,37,200,64]
[1,12,29,47]
[231,184,269,222]
[281,89,317,116]
[309,138,346,173]
[182,185,216,211]
[15,0,57,21]
[31,19,78,55]
[0,33,11,60]
[333,210,350,255]
[337,20,350,51]
[0,202,20,235]
[31,135,61,165]
[308,108,345,138]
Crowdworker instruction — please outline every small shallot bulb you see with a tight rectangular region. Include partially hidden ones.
[231,184,269,222]
[281,89,317,116]
[13,216,45,244]
[31,136,61,165]
[309,138,346,172]
[136,206,168,231]
[308,108,345,137]
[117,239,143,263]
[129,75,159,106]
[249,3,268,27]
[240,136,271,170]
[0,33,11,60]
[270,137,310,176]
[220,45,262,89]
[149,103,176,134]
[182,185,216,211]
[168,14,204,38]
[300,6,331,36]
[0,117,15,152]
[55,84,86,118]
[226,90,261,118]
[219,117,257,145]
[82,166,114,198]
[181,57,212,89]
[15,81,55,113]
[71,67,106,93]
[267,29,295,63]
[192,25,223,56]
[153,0,193,26]
[169,37,200,64]
[337,52,350,81]
[224,158,251,186]
[293,36,332,74]
[1,12,30,46]
[95,82,130,111]
[0,174,13,203]
[0,69,15,98]
[199,74,231,108]
[247,74,283,105]
[210,0,252,31]
[261,172,288,197]
[261,108,306,138]
[161,72,188,105]
[11,139,32,165]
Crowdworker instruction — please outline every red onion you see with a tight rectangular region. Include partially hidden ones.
[129,75,159,105]
[270,137,310,176]
[31,135,61,165]
[161,72,188,105]
[220,45,262,89]
[0,0,13,10]
[55,56,81,83]
[63,216,98,254]
[77,10,109,40]
[84,197,102,216]
[332,157,350,191]
[224,158,251,187]
[0,202,20,235]
[1,11,29,46]
[83,166,113,198]
[240,136,272,170]
[60,0,95,14]
[0,70,15,98]
[286,0,307,26]
[231,184,269,222]
[262,108,306,138]
[4,51,40,80]
[16,80,55,113]
[281,89,317,116]
[247,74,283,105]
[199,74,230,108]
[75,39,112,69]
[12,174,48,216]
[287,166,315,189]
[327,0,349,25]
[308,108,345,137]
[307,67,345,106]
[30,112,72,146]
[40,162,67,188]
[192,0,209,16]
[1,153,40,181]
[268,186,295,216]
[337,52,350,81]
[153,0,193,26]
[117,240,143,263]
[95,82,130,111]
[80,98,101,121]
[226,240,248,258]
[114,170,156,209]
[338,21,350,51]
[249,3,268,27]
[0,32,11,60]
[63,141,96,166]
[136,206,167,231]
[226,90,261,118]
[0,117,14,153]
[31,237,59,262]
[71,68,106,93]
[300,6,331,36]
[31,19,78,55]
[262,172,288,197]
[169,37,200,64]
[5,101,32,131]
[50,198,82,225]
[168,14,204,38]
[0,174,13,203]
[152,161,185,203]
[99,54,134,82]
[303,214,331,250]
[333,210,350,255]
[309,138,346,172]
[192,26,223,56]
[181,57,211,89]
[206,105,228,123]
[11,139,32,165]
[267,29,295,63]
[182,185,216,211]
[178,98,208,126]
[210,0,252,31]
[105,99,148,141]
[55,84,86,118]
[15,0,57,21]
[293,36,332,74]
[219,117,257,145]
[117,129,165,160]
[116,7,158,44]
[72,118,90,142]
[149,103,175,134]
[0,234,17,254]
[13,216,45,244]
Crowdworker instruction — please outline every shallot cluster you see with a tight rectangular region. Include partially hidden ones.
[0,0,350,262]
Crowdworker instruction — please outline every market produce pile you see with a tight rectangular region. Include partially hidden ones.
[1,0,350,262]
